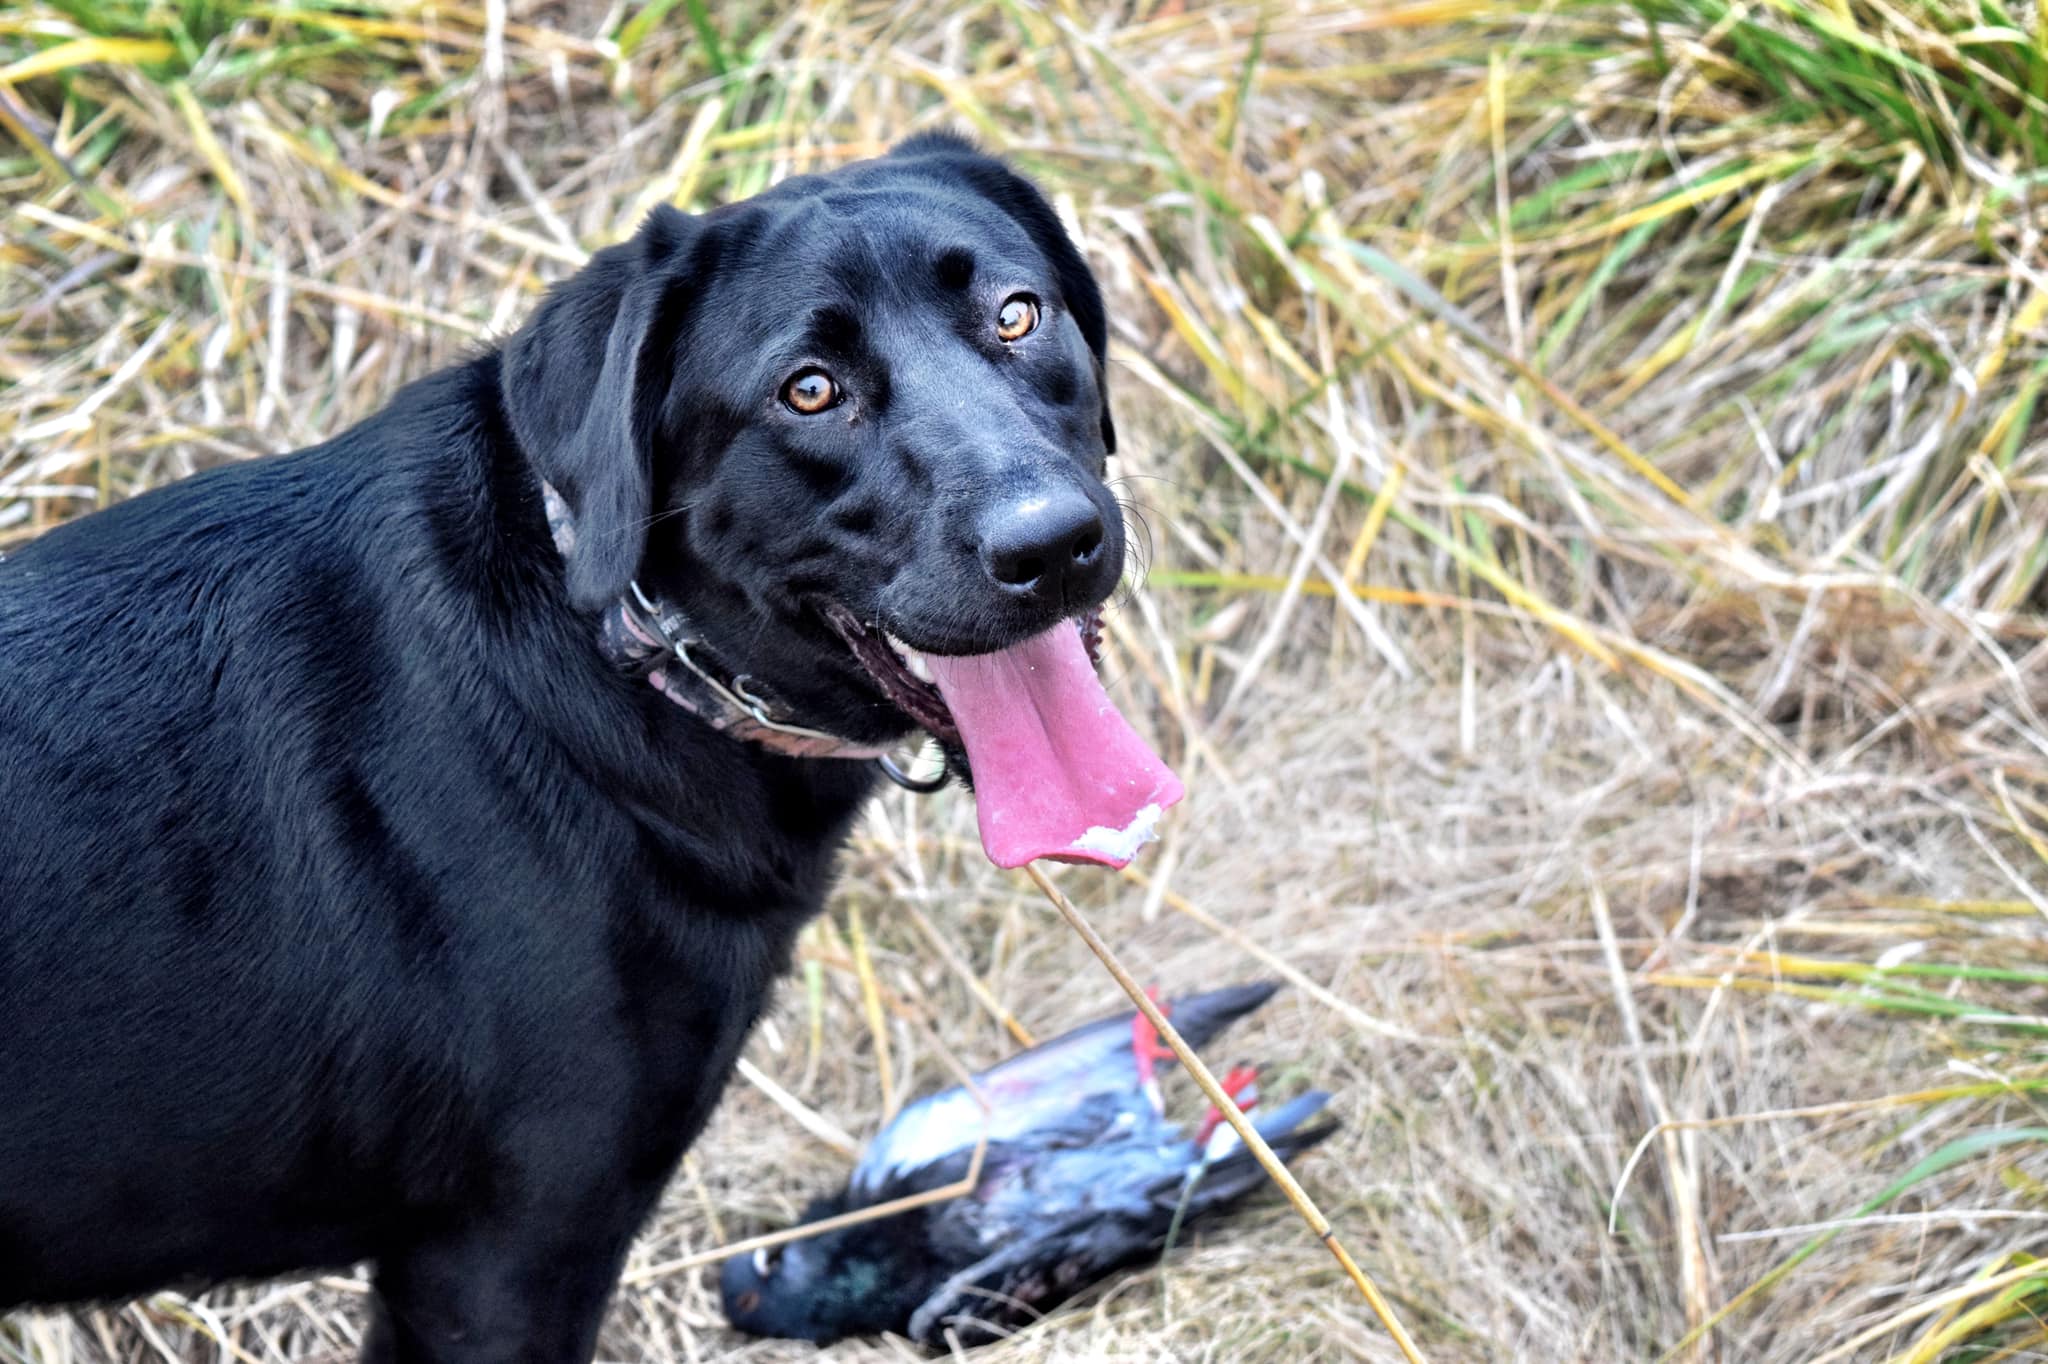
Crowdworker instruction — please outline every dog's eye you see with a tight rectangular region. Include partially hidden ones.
[783,370,838,414]
[752,1246,780,1277]
[996,295,1039,342]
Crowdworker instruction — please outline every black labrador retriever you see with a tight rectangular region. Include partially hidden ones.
[0,133,1180,1360]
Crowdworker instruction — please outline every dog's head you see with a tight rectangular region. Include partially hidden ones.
[506,134,1178,866]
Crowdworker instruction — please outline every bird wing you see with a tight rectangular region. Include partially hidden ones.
[905,1209,1127,1346]
[849,983,1281,1200]
[905,1089,1340,1346]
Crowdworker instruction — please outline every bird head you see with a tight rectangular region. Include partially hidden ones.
[719,1195,947,1344]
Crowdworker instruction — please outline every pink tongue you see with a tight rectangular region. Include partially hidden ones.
[923,621,1183,869]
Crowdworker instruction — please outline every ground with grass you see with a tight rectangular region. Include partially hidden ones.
[4,1,2046,1360]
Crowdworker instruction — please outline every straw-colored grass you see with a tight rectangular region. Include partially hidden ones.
[4,0,2046,1359]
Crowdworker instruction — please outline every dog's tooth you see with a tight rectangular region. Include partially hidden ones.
[880,630,934,683]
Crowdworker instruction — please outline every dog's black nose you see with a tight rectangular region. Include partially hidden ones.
[978,490,1109,602]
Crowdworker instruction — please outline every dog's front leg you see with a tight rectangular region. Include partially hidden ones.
[360,1222,635,1364]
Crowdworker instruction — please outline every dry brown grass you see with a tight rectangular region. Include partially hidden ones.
[4,0,2047,1359]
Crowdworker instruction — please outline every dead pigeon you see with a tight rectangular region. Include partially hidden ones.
[720,982,1336,1346]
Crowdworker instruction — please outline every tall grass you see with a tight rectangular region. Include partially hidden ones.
[3,0,2045,1359]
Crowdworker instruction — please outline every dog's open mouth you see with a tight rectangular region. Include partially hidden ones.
[822,606,1108,748]
[822,602,984,748]
[822,604,1183,870]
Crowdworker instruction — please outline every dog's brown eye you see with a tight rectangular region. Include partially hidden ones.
[784,370,837,414]
[996,296,1039,342]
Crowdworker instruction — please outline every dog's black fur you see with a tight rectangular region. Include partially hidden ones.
[0,133,1121,1362]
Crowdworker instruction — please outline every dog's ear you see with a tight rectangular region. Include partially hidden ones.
[504,205,695,610]
[894,140,1117,456]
